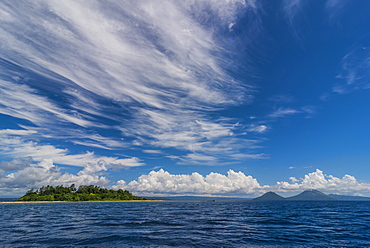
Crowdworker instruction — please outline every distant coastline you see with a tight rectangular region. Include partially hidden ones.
[4,188,370,203]
[252,189,370,202]
[1,200,158,204]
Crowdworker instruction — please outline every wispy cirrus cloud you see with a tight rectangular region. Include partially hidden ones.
[1,0,250,107]
[325,0,349,22]
[0,0,262,165]
[246,124,268,133]
[0,79,98,128]
[334,46,370,94]
[0,130,143,168]
[119,107,264,164]
[282,0,305,24]
[142,150,163,154]
[268,107,301,118]
[0,129,37,136]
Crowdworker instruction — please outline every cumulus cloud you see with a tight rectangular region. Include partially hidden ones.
[111,169,370,197]
[0,157,33,172]
[113,169,263,196]
[0,158,110,196]
[272,169,370,194]
[2,163,370,197]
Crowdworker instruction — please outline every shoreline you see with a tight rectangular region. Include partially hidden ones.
[0,200,159,204]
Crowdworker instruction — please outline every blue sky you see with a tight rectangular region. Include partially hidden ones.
[1,0,370,197]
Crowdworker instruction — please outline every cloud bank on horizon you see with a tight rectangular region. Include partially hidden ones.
[1,0,370,196]
[2,158,369,197]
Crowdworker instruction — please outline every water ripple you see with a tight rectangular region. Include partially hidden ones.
[1,201,370,247]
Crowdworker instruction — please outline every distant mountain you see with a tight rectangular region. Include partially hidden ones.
[252,192,285,201]
[147,191,370,202]
[252,190,339,201]
[328,194,370,201]
[286,190,336,201]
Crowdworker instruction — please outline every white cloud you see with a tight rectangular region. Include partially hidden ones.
[228,153,267,160]
[142,150,163,154]
[325,0,348,22]
[0,131,144,168]
[335,46,370,93]
[0,79,97,128]
[0,157,33,172]
[2,163,370,197]
[247,124,268,133]
[272,169,370,194]
[282,0,305,26]
[332,85,347,94]
[0,158,110,196]
[110,157,144,170]
[0,0,263,164]
[0,0,249,110]
[268,107,301,118]
[181,153,219,165]
[110,168,370,197]
[114,169,262,196]
[289,176,299,182]
[301,105,317,118]
[0,129,37,136]
[21,125,128,151]
[269,94,295,104]
[120,109,263,164]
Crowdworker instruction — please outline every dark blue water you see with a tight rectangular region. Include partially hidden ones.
[1,201,370,247]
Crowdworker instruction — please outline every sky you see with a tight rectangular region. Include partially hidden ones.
[1,0,370,197]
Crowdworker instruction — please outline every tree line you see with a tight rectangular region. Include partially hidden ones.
[17,184,148,201]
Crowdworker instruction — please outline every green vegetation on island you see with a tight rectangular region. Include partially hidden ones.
[17,184,148,202]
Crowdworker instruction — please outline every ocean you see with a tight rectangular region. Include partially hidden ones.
[1,200,369,247]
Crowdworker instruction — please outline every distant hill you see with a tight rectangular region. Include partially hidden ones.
[252,190,340,201]
[328,194,370,201]
[286,190,336,201]
[252,192,285,201]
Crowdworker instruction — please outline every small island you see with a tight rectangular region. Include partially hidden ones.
[17,184,149,202]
